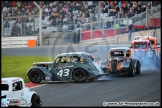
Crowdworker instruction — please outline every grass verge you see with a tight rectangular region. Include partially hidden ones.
[2,55,54,83]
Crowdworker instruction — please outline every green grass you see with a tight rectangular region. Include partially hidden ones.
[1,55,54,83]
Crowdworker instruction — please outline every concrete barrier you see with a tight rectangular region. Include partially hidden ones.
[1,36,37,48]
[117,33,129,42]
[80,36,118,44]
[142,30,155,36]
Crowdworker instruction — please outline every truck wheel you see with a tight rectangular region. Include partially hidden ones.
[31,94,41,107]
[73,69,88,83]
[28,69,43,84]
[127,62,135,77]
[135,61,141,75]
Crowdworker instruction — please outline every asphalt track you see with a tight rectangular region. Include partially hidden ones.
[2,44,161,107]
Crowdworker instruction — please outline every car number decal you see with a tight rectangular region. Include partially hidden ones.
[57,69,70,77]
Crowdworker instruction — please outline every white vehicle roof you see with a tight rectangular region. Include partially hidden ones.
[56,52,90,57]
[1,77,24,84]
[109,47,130,52]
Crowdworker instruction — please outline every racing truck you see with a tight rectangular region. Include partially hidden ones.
[131,36,161,68]
[99,47,141,77]
[1,77,42,107]
[26,52,108,83]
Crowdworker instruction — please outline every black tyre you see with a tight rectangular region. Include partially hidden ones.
[28,69,43,84]
[135,60,141,75]
[73,69,88,83]
[127,62,135,77]
[31,94,41,107]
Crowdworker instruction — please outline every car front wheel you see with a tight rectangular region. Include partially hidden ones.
[127,62,135,77]
[135,60,141,75]
[31,94,42,107]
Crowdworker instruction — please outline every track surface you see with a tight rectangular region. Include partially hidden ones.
[31,70,160,107]
[2,44,161,107]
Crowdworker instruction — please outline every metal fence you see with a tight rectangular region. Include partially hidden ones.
[2,6,40,37]
[3,16,40,37]
[80,17,131,41]
[129,4,161,25]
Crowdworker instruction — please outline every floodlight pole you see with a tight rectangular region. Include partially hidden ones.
[33,1,42,46]
[2,11,4,37]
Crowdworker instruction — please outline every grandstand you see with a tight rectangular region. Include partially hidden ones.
[1,1,161,46]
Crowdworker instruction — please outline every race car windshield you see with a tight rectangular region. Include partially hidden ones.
[134,43,147,48]
[87,55,94,61]
[111,51,124,57]
[1,84,9,90]
[149,40,154,44]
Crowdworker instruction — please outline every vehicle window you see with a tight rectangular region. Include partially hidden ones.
[149,40,154,44]
[55,57,61,63]
[71,56,79,63]
[60,56,71,63]
[87,55,94,61]
[1,84,9,90]
[111,51,124,56]
[12,81,23,91]
[134,43,147,48]
[78,57,85,63]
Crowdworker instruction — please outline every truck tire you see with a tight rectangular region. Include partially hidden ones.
[127,62,135,77]
[135,60,141,75]
[73,69,88,83]
[31,94,41,107]
[28,69,43,84]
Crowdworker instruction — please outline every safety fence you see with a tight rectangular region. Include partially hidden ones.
[1,36,37,48]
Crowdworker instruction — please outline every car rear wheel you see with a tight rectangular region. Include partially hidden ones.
[73,69,88,83]
[31,94,42,107]
[135,60,141,75]
[28,69,43,84]
[127,62,135,77]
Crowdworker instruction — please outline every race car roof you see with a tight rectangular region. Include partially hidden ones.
[109,47,130,52]
[1,77,23,84]
[56,52,90,57]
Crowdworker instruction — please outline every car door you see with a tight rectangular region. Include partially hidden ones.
[10,81,24,105]
[54,56,72,81]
